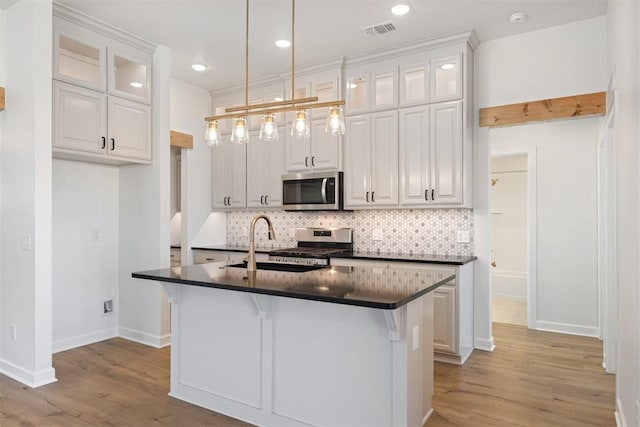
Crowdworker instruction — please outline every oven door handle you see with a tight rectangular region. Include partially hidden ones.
[321,178,328,204]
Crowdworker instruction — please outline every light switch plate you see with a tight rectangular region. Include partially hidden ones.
[372,229,384,241]
[412,326,419,351]
[21,234,32,251]
[289,228,296,238]
[456,230,470,243]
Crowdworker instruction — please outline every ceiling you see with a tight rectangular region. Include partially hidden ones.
[56,0,607,92]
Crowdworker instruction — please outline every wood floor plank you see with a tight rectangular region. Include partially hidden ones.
[0,324,615,426]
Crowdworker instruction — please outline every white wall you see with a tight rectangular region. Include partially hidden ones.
[0,0,55,387]
[474,16,607,348]
[491,155,527,301]
[606,0,640,425]
[118,46,171,347]
[52,160,119,352]
[170,78,226,261]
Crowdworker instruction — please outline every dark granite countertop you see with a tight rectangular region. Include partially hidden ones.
[132,263,455,310]
[191,245,476,265]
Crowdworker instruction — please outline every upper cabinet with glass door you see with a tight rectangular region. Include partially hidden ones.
[54,18,107,92]
[399,48,463,106]
[345,63,398,114]
[108,50,152,104]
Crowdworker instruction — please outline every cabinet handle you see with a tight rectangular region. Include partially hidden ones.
[305,157,309,167]
[311,156,315,167]
[225,196,230,206]
[431,189,435,201]
[366,191,369,202]
[371,191,375,202]
[264,195,268,205]
[110,138,115,151]
[260,195,264,205]
[425,189,428,201]
[101,136,106,149]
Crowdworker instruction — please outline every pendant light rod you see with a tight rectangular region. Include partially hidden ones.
[225,96,318,113]
[244,0,249,108]
[205,99,345,122]
[291,0,295,100]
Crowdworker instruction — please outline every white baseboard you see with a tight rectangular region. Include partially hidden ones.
[615,398,627,427]
[0,358,57,388]
[53,327,119,353]
[535,320,599,337]
[474,336,495,352]
[422,408,434,426]
[119,327,171,348]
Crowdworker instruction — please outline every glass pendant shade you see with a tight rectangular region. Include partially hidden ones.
[231,117,249,144]
[205,121,222,146]
[290,110,310,139]
[325,105,345,136]
[259,113,279,141]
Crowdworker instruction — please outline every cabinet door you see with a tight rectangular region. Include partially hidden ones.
[108,96,151,161]
[344,115,371,208]
[285,132,312,172]
[431,53,462,102]
[431,101,463,205]
[433,285,457,354]
[311,77,339,120]
[246,136,268,208]
[345,73,370,115]
[211,142,230,209]
[193,250,228,265]
[399,105,430,206]
[53,18,107,92]
[310,119,340,171]
[372,67,398,110]
[370,110,398,206]
[400,62,429,107]
[53,81,107,154]
[228,142,247,208]
[108,48,152,104]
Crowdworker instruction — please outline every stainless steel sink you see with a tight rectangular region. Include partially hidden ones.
[227,261,326,273]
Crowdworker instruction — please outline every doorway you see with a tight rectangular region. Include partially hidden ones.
[490,149,537,328]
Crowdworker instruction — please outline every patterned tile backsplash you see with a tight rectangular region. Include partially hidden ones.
[227,209,474,256]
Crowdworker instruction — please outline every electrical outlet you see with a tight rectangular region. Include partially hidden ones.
[10,323,16,340]
[103,299,114,315]
[412,326,419,351]
[289,228,296,238]
[456,230,470,243]
[21,234,32,251]
[372,229,384,241]
[242,227,249,237]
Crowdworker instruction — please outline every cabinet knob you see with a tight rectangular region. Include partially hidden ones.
[491,261,497,268]
[260,195,264,205]
[371,191,375,202]
[366,191,369,202]
[425,189,428,201]
[431,189,435,201]
[311,156,315,167]
[305,157,309,167]
[110,138,115,151]
[264,195,268,205]
[101,136,106,150]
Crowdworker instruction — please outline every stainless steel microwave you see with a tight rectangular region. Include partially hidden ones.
[282,171,344,211]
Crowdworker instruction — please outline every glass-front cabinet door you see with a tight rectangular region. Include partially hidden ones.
[431,53,462,102]
[372,68,397,110]
[108,50,152,104]
[53,21,107,92]
[400,62,429,107]
[345,73,369,114]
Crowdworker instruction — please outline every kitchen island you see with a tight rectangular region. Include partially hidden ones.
[133,262,455,427]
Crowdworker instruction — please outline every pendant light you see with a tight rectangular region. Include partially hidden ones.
[204,0,346,144]
[204,120,222,146]
[259,112,279,141]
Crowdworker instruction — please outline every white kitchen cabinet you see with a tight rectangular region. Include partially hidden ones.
[399,101,464,206]
[247,127,285,208]
[330,257,474,365]
[345,64,398,114]
[170,248,181,267]
[53,81,151,162]
[192,249,267,265]
[212,140,247,210]
[433,285,457,354]
[431,53,462,102]
[285,119,341,172]
[344,111,398,208]
[399,61,429,107]
[52,14,153,164]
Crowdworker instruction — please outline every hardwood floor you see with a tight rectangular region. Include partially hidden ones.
[0,324,615,426]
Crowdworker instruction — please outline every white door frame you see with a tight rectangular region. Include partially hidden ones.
[490,148,538,329]
[597,98,617,373]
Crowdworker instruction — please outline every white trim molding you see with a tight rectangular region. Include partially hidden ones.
[53,327,119,353]
[119,327,171,348]
[474,336,496,352]
[535,321,599,338]
[0,359,57,388]
[615,398,627,427]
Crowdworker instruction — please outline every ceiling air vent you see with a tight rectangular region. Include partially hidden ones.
[363,21,397,36]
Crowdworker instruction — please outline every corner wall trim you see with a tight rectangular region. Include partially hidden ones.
[0,359,57,388]
[615,398,627,427]
[53,327,119,353]
[535,321,599,338]
[119,327,171,348]
[474,336,495,352]
[479,91,606,128]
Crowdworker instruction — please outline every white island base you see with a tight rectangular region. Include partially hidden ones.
[161,282,435,427]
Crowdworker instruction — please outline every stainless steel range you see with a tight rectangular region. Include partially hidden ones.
[268,227,353,266]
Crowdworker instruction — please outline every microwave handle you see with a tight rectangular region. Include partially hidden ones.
[321,178,328,203]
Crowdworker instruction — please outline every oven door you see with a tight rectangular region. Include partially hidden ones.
[282,172,342,211]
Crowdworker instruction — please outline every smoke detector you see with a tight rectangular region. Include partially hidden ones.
[509,12,527,24]
[363,21,397,36]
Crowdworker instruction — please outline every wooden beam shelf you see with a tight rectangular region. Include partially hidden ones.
[170,130,193,149]
[479,91,606,128]
[0,87,5,111]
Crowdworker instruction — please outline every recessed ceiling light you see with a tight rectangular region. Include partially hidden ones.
[441,63,455,70]
[509,12,527,23]
[192,63,208,72]
[391,4,410,16]
[275,39,291,48]
[129,82,143,88]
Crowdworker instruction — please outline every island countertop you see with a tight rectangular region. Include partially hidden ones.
[132,262,455,310]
